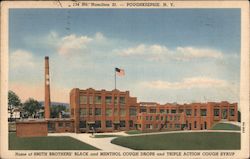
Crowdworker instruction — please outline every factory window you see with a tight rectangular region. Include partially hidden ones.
[140,108,147,113]
[175,124,180,128]
[89,96,93,104]
[165,124,168,128]
[114,97,118,106]
[150,116,153,120]
[129,107,137,116]
[156,116,159,120]
[89,108,92,115]
[95,108,101,116]
[79,95,87,104]
[200,109,207,116]
[214,109,220,116]
[138,124,141,128]
[106,120,112,128]
[105,108,112,116]
[79,121,86,128]
[80,108,87,117]
[204,122,207,129]
[95,96,102,104]
[114,108,118,115]
[120,120,126,127]
[222,109,228,119]
[160,109,165,113]
[105,96,112,105]
[150,109,156,113]
[129,120,133,127]
[230,109,235,116]
[95,120,101,128]
[119,96,125,105]
[120,108,126,116]
[171,109,176,114]
[174,116,177,121]
[58,122,63,127]
[186,109,192,116]
[65,122,71,127]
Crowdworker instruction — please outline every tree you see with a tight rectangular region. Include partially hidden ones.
[50,105,66,118]
[23,98,41,117]
[8,90,21,108]
[8,90,21,121]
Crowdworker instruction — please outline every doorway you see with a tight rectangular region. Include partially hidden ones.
[114,124,119,130]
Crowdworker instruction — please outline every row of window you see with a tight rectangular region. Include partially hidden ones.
[58,122,71,128]
[214,109,235,117]
[80,95,126,105]
[145,123,181,129]
[138,115,180,121]
[79,108,137,116]
[140,108,235,117]
[79,120,134,128]
[187,121,207,129]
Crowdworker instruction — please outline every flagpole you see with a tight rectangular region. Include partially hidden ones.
[115,68,116,89]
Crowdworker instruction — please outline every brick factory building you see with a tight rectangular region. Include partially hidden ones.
[70,88,138,133]
[69,88,238,133]
[136,101,238,131]
[15,56,238,136]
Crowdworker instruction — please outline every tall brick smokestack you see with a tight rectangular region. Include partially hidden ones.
[44,56,51,119]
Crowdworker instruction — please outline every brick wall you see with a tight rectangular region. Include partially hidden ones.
[16,120,48,137]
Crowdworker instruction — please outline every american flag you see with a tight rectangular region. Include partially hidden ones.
[115,68,125,76]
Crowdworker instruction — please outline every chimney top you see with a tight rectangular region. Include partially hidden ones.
[45,56,49,59]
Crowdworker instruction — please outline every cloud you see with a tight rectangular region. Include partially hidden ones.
[141,77,229,90]
[94,32,106,41]
[117,44,223,61]
[40,31,109,56]
[10,49,36,68]
[57,34,93,56]
[119,44,146,56]
[175,47,223,60]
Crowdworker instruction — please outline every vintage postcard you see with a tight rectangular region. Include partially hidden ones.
[1,0,249,158]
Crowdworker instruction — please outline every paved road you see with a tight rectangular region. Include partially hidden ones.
[48,129,239,150]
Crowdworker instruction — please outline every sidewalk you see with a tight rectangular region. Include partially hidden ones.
[48,132,132,151]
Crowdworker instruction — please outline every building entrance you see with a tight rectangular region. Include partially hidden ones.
[114,123,120,130]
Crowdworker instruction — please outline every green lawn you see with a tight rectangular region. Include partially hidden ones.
[94,135,123,138]
[211,123,240,131]
[111,132,240,150]
[9,132,99,150]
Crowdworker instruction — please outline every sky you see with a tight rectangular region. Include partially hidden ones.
[9,9,240,104]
